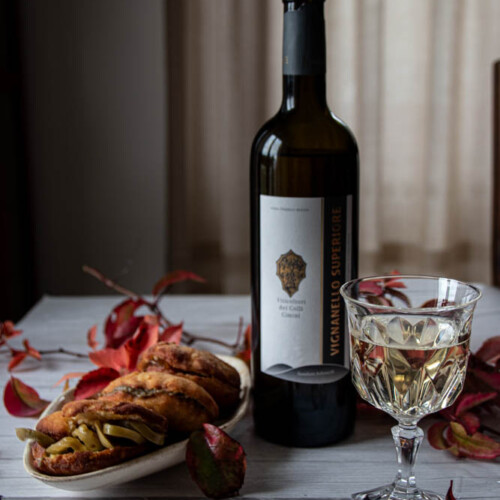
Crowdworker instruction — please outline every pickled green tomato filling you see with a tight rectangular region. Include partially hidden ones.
[16,428,55,447]
[16,420,165,455]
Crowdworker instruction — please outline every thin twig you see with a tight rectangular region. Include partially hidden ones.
[181,317,244,351]
[182,331,237,350]
[0,347,87,358]
[153,288,170,308]
[150,303,173,327]
[38,348,87,358]
[82,265,138,299]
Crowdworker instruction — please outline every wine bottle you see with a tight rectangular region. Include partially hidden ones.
[250,0,358,447]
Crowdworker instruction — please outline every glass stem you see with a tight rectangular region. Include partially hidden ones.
[391,424,423,494]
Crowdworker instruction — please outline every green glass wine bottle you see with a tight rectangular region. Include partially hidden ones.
[250,0,359,447]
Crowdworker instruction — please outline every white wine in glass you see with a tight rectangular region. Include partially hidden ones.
[341,276,481,500]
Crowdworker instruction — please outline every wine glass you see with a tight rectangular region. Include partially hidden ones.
[340,275,481,500]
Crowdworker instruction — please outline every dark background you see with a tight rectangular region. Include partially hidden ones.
[1,1,170,321]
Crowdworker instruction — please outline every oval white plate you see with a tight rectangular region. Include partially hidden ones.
[23,355,250,491]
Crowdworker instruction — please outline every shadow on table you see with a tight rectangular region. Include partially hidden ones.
[88,412,395,498]
[346,411,393,445]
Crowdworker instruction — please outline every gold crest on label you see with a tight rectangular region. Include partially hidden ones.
[276,249,307,297]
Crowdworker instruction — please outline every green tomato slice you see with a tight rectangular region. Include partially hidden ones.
[94,421,114,449]
[129,422,165,446]
[16,428,56,448]
[103,423,145,444]
[72,424,103,452]
[46,436,87,454]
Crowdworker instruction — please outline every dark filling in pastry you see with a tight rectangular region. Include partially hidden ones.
[105,385,213,413]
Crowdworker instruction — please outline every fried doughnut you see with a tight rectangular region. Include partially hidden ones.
[99,371,218,433]
[138,343,241,411]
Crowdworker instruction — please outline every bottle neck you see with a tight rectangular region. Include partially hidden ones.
[281,0,327,112]
[281,75,327,111]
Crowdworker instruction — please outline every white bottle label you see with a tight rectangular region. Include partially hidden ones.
[260,194,353,384]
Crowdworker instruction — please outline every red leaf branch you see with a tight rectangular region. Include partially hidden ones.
[359,271,411,307]
[428,337,500,460]
[82,265,243,352]
[2,267,249,498]
[2,266,249,417]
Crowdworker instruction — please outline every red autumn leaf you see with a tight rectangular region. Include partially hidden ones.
[0,320,22,346]
[54,372,87,387]
[388,269,402,276]
[359,280,384,296]
[380,271,405,288]
[366,295,393,306]
[384,279,406,288]
[124,321,159,370]
[8,351,27,371]
[236,325,251,365]
[458,411,481,435]
[143,314,160,326]
[454,392,497,416]
[159,323,183,344]
[111,316,144,348]
[88,345,130,373]
[359,272,410,307]
[476,336,500,365]
[445,481,457,500]
[87,325,99,350]
[153,270,206,297]
[428,421,451,450]
[385,288,412,307]
[74,367,120,400]
[3,377,49,417]
[467,352,493,373]
[446,422,500,459]
[89,320,159,373]
[420,298,456,309]
[23,339,41,360]
[104,298,145,348]
[471,369,500,392]
[186,423,246,499]
[7,339,42,371]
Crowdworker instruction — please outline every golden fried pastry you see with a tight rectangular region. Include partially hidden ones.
[23,400,168,476]
[61,399,168,431]
[99,371,219,433]
[30,440,146,476]
[35,410,69,441]
[138,343,241,411]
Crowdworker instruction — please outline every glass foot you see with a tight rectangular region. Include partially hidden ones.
[352,483,443,500]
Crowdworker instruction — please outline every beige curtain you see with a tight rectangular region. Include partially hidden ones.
[166,0,500,293]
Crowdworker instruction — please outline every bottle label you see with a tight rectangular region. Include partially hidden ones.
[260,194,353,384]
[283,3,326,75]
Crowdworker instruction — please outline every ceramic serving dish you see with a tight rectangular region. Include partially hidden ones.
[23,355,250,491]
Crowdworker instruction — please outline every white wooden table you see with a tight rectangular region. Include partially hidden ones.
[1,290,500,499]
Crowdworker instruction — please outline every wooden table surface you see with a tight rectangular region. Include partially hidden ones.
[1,290,500,499]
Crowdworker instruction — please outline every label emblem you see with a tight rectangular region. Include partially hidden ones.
[276,249,307,297]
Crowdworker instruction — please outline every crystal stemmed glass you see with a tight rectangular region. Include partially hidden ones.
[340,276,481,500]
